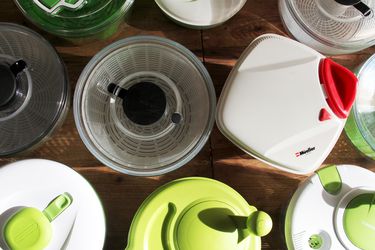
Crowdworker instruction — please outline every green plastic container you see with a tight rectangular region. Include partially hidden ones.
[14,0,134,40]
[125,177,272,250]
[345,54,375,160]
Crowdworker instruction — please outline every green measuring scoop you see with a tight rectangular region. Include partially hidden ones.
[3,193,72,250]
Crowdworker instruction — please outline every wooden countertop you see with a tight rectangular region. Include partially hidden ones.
[1,0,375,249]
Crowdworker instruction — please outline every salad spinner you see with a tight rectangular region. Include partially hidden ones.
[14,0,134,39]
[125,177,272,250]
[345,54,375,159]
[217,34,357,174]
[74,36,216,176]
[279,0,375,54]
[285,164,375,250]
[0,23,69,156]
[0,159,105,250]
[154,0,247,29]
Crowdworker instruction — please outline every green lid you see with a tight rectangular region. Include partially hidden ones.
[343,193,375,250]
[125,178,272,250]
[14,0,134,38]
[3,193,72,250]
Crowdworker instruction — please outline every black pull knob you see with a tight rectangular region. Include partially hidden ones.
[0,60,27,107]
[335,0,372,16]
[10,60,27,77]
[354,1,372,16]
[107,83,128,99]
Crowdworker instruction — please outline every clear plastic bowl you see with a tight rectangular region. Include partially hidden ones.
[279,0,375,55]
[345,54,375,159]
[74,36,216,176]
[0,23,69,156]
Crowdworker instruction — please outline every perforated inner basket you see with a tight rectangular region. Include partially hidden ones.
[74,36,215,176]
[0,23,68,155]
[283,0,375,46]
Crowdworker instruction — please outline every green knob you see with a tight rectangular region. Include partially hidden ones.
[3,193,72,250]
[246,211,273,237]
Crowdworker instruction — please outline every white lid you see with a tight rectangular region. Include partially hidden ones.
[286,165,375,250]
[216,34,350,174]
[0,159,105,250]
[155,0,247,28]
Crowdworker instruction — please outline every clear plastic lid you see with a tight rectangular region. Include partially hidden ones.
[352,54,375,152]
[74,36,216,176]
[283,0,375,51]
[0,23,69,156]
[14,0,134,38]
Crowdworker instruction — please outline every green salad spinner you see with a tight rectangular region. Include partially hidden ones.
[125,177,272,250]
[14,0,134,40]
[2,193,72,250]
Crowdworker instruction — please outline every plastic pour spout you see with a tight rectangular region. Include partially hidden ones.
[3,193,73,250]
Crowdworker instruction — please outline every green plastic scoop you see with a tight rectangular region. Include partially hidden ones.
[3,193,72,250]
[125,177,272,250]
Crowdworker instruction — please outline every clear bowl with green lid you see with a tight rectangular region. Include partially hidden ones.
[14,0,134,40]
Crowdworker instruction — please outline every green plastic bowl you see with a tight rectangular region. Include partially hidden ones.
[345,54,375,160]
[14,0,134,40]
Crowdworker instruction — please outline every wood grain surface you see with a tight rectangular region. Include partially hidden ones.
[1,0,375,249]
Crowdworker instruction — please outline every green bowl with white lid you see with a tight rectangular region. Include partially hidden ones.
[345,54,375,159]
[125,177,272,250]
[13,0,134,39]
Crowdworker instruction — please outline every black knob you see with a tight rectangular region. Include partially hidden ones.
[335,0,372,16]
[0,65,17,107]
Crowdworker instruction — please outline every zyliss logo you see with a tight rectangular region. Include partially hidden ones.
[295,147,316,157]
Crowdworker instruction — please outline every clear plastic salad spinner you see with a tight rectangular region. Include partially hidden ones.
[74,36,216,176]
[0,23,69,156]
[279,0,375,54]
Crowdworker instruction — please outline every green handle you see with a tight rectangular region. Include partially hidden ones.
[43,193,73,222]
[317,165,342,195]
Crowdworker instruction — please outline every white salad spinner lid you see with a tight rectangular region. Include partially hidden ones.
[155,0,247,29]
[0,23,69,156]
[74,36,216,176]
[0,159,105,250]
[285,165,375,250]
[216,34,357,174]
[279,0,375,54]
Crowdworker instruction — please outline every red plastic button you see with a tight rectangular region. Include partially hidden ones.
[319,58,357,119]
[319,108,331,122]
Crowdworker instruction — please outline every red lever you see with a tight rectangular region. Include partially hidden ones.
[319,58,357,119]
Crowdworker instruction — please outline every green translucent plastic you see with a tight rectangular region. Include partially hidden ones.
[344,193,375,250]
[14,0,133,39]
[317,165,342,195]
